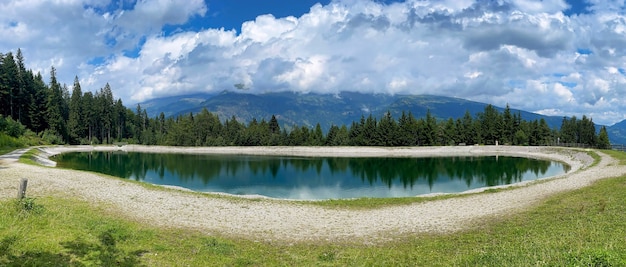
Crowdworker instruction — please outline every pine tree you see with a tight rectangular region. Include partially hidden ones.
[269,114,280,134]
[82,92,96,143]
[460,111,471,144]
[67,76,84,144]
[502,104,514,144]
[396,111,411,146]
[560,116,578,144]
[46,67,66,141]
[579,115,596,146]
[443,118,456,145]
[325,125,339,146]
[424,110,437,145]
[14,49,28,124]
[114,99,126,141]
[378,111,397,146]
[310,123,324,146]
[28,72,48,133]
[363,114,379,146]
[478,104,501,145]
[1,52,20,118]
[597,126,611,149]
[98,83,114,143]
[224,116,243,145]
[336,125,350,146]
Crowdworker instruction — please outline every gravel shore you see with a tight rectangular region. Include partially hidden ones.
[1,145,622,243]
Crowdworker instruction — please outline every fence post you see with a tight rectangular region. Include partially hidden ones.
[17,178,28,199]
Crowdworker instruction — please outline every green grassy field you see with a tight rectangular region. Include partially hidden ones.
[1,150,626,266]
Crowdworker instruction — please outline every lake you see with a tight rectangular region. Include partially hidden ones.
[52,152,570,200]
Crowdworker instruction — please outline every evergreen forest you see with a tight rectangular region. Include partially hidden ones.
[0,49,612,149]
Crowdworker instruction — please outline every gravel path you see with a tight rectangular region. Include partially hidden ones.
[1,146,623,243]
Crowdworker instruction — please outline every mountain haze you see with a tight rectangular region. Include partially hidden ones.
[140,91,626,145]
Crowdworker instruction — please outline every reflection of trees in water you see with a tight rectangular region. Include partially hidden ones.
[54,153,568,188]
[345,156,559,189]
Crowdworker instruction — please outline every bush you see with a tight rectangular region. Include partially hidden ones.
[41,130,65,145]
[79,137,92,145]
[15,197,44,215]
[18,130,44,146]
[0,133,22,148]
[0,116,26,138]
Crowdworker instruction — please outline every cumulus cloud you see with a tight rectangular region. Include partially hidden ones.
[3,0,626,125]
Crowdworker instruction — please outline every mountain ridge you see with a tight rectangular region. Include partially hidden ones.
[140,91,626,145]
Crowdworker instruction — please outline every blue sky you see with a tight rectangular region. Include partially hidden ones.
[194,0,333,31]
[2,0,626,125]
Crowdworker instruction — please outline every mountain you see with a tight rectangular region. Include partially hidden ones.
[141,93,215,118]
[608,120,626,145]
[140,91,623,144]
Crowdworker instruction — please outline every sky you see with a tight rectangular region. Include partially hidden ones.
[3,0,626,126]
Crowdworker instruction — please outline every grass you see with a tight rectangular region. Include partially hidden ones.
[602,149,626,165]
[2,149,625,266]
[0,133,24,155]
[16,148,41,165]
[0,131,45,155]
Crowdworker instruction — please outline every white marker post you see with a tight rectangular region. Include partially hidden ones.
[17,178,28,199]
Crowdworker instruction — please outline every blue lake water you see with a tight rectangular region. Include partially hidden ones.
[52,152,570,200]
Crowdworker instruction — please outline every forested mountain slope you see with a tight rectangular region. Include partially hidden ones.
[143,91,564,131]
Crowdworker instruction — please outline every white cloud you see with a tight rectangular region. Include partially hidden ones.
[4,0,626,125]
[512,0,569,13]
[240,14,298,43]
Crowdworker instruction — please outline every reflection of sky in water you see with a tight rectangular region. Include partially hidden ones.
[131,158,569,200]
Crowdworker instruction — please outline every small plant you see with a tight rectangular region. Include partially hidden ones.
[15,197,44,214]
[598,199,607,213]
[318,250,337,262]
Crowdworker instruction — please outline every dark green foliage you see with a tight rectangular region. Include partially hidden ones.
[117,104,599,148]
[0,116,26,138]
[598,126,611,149]
[45,67,66,141]
[559,115,597,146]
[0,52,20,119]
[67,76,83,144]
[478,104,501,145]
[15,197,44,215]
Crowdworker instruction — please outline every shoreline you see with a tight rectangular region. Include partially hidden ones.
[37,145,589,199]
[0,145,614,242]
[40,144,587,164]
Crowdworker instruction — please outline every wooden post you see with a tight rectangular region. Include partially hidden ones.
[17,178,28,199]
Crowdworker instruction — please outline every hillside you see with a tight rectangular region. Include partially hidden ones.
[143,91,563,127]
[140,91,625,144]
[607,120,626,145]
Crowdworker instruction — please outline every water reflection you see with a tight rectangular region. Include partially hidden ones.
[53,152,570,200]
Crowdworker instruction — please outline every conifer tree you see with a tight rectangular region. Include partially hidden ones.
[502,104,514,144]
[1,52,20,118]
[597,126,611,149]
[269,114,280,134]
[67,76,83,144]
[46,67,66,142]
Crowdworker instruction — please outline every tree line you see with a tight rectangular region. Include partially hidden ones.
[127,105,610,149]
[0,49,612,149]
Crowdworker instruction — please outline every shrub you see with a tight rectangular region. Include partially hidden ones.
[15,197,44,215]
[0,116,26,138]
[0,133,21,148]
[41,130,65,145]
